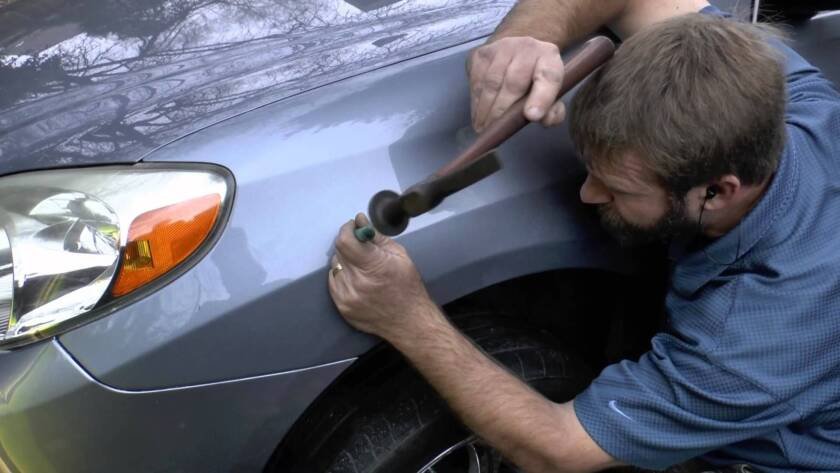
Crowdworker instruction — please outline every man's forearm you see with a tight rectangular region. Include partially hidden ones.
[492,0,628,46]
[385,302,616,473]
[493,0,711,46]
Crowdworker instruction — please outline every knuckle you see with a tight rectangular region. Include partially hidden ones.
[390,245,408,258]
[520,36,555,51]
[483,74,504,91]
[338,301,353,314]
[469,80,482,97]
[344,290,360,306]
[540,41,560,54]
[466,55,481,75]
[467,48,478,65]
[545,108,565,126]
[513,36,536,47]
[534,66,562,83]
[335,236,349,252]
[475,45,495,61]
[504,72,531,93]
[490,104,508,119]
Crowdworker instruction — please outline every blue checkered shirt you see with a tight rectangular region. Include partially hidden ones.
[574,7,840,472]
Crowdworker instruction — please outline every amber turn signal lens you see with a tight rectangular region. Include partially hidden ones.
[112,194,221,297]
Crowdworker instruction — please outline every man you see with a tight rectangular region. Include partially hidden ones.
[328,0,840,471]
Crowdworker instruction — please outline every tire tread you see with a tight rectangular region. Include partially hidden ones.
[273,312,593,473]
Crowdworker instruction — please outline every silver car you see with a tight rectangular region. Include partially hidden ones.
[0,0,836,471]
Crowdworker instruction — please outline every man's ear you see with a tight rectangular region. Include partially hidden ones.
[702,175,741,211]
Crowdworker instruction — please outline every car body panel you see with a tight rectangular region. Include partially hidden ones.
[59,40,633,389]
[0,0,513,176]
[27,0,840,391]
[1,1,838,472]
[0,339,353,472]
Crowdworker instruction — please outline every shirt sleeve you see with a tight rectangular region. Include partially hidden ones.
[574,9,840,469]
[573,334,801,469]
[768,33,840,172]
[772,39,840,115]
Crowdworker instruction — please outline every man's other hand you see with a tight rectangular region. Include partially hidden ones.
[468,36,566,132]
[328,213,437,341]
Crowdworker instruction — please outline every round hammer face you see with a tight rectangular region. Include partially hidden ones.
[368,189,409,236]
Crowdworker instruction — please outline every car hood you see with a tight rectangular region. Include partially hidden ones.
[0,0,511,176]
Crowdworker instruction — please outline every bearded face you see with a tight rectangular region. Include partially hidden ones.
[597,193,701,247]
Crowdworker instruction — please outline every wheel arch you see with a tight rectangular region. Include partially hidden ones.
[264,264,666,471]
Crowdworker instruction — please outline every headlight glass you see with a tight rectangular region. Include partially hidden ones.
[0,229,12,336]
[0,164,232,348]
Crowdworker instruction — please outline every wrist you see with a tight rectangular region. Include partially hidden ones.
[490,30,567,48]
[490,9,570,47]
[383,298,449,351]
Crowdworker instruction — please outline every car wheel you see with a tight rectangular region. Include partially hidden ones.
[273,310,595,473]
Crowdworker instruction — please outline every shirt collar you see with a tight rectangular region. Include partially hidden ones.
[701,5,728,17]
[669,141,800,296]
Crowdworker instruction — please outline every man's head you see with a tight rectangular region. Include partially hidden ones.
[569,13,786,246]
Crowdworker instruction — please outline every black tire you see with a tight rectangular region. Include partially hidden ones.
[271,311,595,473]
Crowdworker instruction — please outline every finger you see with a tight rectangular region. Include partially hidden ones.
[354,213,389,246]
[540,100,566,127]
[328,253,340,282]
[467,46,490,85]
[484,53,536,129]
[327,265,352,312]
[524,54,564,121]
[468,46,493,128]
[328,253,354,298]
[328,253,348,286]
[473,51,514,132]
[335,219,376,266]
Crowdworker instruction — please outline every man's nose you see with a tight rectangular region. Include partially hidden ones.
[580,174,612,205]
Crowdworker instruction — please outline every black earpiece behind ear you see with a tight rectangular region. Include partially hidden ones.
[706,186,719,200]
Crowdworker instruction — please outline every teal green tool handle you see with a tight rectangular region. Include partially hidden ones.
[354,226,376,242]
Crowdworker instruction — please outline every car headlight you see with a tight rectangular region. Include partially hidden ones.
[0,164,233,348]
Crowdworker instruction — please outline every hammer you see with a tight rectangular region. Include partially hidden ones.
[368,35,616,236]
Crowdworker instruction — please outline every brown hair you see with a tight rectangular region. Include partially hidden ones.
[569,13,786,196]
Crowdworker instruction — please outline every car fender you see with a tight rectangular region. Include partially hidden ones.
[59,40,635,390]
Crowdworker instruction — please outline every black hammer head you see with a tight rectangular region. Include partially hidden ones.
[367,151,502,237]
[368,189,408,236]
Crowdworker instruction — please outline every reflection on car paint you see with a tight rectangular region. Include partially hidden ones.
[0,0,514,175]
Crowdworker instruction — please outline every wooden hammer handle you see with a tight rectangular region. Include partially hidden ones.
[435,35,616,177]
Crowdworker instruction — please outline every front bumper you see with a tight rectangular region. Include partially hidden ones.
[0,341,351,472]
